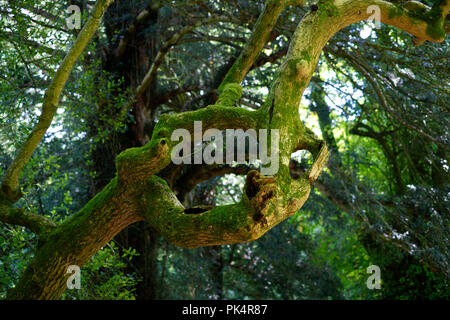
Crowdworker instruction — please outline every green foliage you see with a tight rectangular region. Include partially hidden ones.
[0,225,35,299]
[298,200,382,299]
[389,263,449,299]
[61,242,140,300]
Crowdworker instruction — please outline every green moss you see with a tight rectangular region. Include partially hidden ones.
[116,143,150,165]
[300,49,312,62]
[140,176,254,245]
[200,202,251,233]
[61,176,118,230]
[115,137,169,177]
[276,165,294,194]
[152,126,170,140]
[36,175,120,263]
[218,64,242,93]
[287,59,302,78]
[318,0,339,19]
[426,16,446,39]
[153,102,258,137]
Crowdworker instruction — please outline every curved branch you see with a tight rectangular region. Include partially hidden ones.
[117,84,258,184]
[142,0,450,249]
[7,177,143,299]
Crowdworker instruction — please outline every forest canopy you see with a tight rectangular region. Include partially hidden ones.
[0,0,449,300]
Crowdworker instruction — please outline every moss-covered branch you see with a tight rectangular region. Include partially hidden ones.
[0,204,56,235]
[0,0,114,202]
